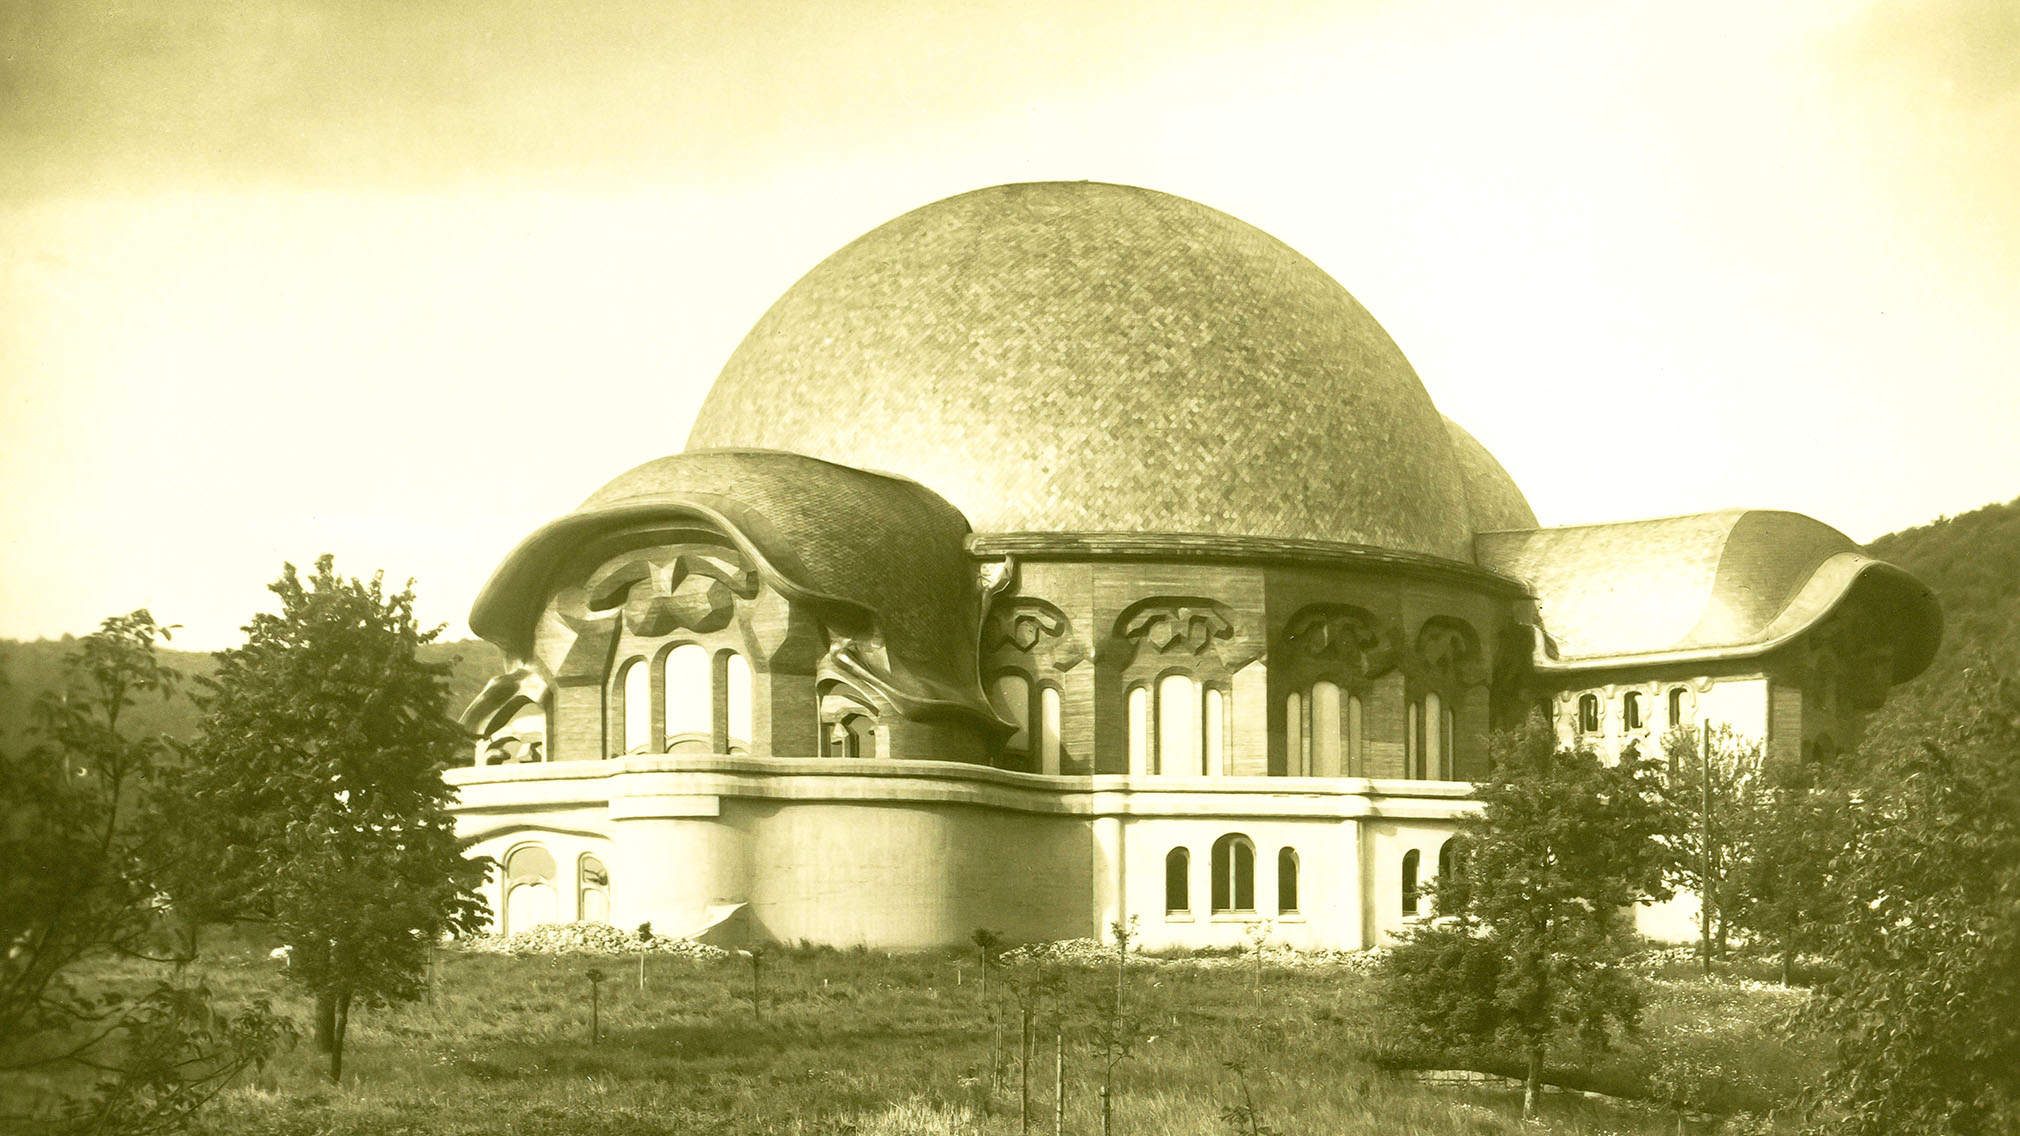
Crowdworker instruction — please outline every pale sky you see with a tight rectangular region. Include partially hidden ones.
[3,0,2016,650]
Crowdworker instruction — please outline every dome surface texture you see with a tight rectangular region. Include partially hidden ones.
[686,181,1489,561]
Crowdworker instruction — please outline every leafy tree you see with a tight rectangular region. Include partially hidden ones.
[1380,717,1671,1119]
[0,612,291,1132]
[1803,656,2020,1135]
[172,558,490,1083]
[1656,723,1761,966]
[1722,753,1835,985]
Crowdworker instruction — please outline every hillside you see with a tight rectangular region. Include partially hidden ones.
[0,635,507,746]
[1865,494,2020,676]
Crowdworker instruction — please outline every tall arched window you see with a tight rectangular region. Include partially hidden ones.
[724,652,753,753]
[1204,688,1226,776]
[578,853,610,923]
[1423,692,1443,780]
[1347,694,1364,776]
[663,644,711,752]
[1406,699,1424,778]
[1438,702,1455,780]
[1668,687,1688,728]
[1623,690,1644,732]
[1577,693,1601,735]
[1284,690,1306,777]
[1211,834,1256,914]
[1039,687,1063,774]
[1157,674,1201,776]
[992,673,1032,756]
[1126,686,1151,776]
[1312,681,1343,777]
[503,844,558,934]
[1165,848,1190,915]
[619,659,651,754]
[1277,848,1299,915]
[1402,849,1422,917]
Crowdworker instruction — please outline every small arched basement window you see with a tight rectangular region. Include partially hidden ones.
[1402,849,1422,917]
[578,853,610,923]
[1165,848,1190,915]
[1211,834,1256,914]
[503,844,558,934]
[1277,847,1299,915]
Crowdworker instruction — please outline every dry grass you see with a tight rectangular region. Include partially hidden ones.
[12,930,1816,1135]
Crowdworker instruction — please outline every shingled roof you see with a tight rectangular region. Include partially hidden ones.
[686,180,1482,561]
[1476,509,1941,676]
[467,449,993,723]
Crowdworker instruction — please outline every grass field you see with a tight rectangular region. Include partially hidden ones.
[16,930,1820,1136]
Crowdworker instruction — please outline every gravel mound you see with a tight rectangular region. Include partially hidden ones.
[457,921,730,959]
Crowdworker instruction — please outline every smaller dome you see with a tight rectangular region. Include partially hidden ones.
[1445,418,1538,532]
[469,450,992,723]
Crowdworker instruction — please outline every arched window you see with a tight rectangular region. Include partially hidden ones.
[1039,686,1063,774]
[824,713,874,758]
[1623,690,1644,731]
[1165,848,1190,915]
[1204,688,1226,776]
[1157,674,1201,776]
[1435,838,1464,914]
[1284,691,1306,777]
[1347,694,1364,776]
[1126,686,1151,776]
[663,644,711,752]
[619,659,651,755]
[724,652,753,753]
[1577,693,1601,735]
[1402,849,1422,917]
[1424,692,1444,779]
[1277,847,1299,915]
[1211,834,1256,914]
[502,844,558,934]
[578,853,610,923]
[992,673,1032,757]
[1406,699,1424,778]
[1668,687,1688,728]
[1312,681,1343,777]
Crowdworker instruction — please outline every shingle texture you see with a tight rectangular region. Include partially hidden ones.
[470,450,986,709]
[1476,509,1940,673]
[1445,418,1538,532]
[686,181,1480,561]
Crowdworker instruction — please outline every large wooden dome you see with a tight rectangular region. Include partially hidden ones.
[686,181,1515,562]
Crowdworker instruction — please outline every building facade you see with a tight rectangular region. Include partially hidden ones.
[447,182,1940,951]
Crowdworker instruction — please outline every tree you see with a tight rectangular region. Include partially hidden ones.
[1380,717,1671,1120]
[0,612,291,1132]
[1722,753,1835,985]
[1803,656,2020,1135]
[172,558,490,1083]
[1656,723,1761,968]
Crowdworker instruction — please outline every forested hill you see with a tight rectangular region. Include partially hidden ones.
[1865,494,2020,676]
[0,636,507,746]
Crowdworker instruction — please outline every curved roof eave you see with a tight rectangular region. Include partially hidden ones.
[1527,551,1941,679]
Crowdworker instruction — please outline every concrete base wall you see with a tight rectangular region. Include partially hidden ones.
[451,756,1479,951]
